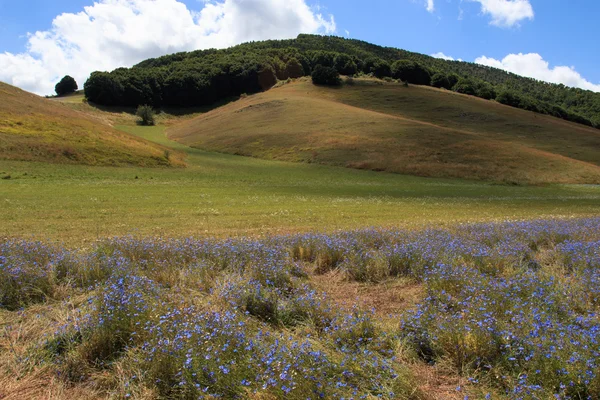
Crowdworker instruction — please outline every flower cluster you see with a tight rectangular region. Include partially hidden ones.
[2,217,599,398]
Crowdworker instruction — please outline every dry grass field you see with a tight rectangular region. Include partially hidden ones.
[169,78,600,184]
[0,83,183,167]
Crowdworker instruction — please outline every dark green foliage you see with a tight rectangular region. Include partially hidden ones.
[311,65,341,86]
[334,53,358,75]
[307,50,336,69]
[475,81,497,100]
[258,66,278,90]
[285,58,305,79]
[391,60,431,85]
[453,78,477,96]
[496,90,524,108]
[55,75,78,96]
[447,74,460,88]
[136,105,155,126]
[83,34,600,129]
[430,73,451,89]
[364,58,392,78]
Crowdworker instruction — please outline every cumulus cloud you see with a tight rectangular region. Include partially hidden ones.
[431,52,454,61]
[426,0,435,13]
[431,52,463,62]
[475,53,600,92]
[0,0,336,95]
[470,0,534,27]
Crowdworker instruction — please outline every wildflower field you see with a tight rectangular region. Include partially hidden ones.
[1,217,599,399]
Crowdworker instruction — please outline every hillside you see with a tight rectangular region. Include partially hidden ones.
[84,34,600,129]
[0,82,182,167]
[168,78,600,184]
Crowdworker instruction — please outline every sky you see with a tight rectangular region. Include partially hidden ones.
[1,0,599,96]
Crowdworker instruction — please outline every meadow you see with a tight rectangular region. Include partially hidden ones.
[2,87,600,399]
[1,118,600,243]
[1,218,599,399]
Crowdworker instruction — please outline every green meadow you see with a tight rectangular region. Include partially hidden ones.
[1,122,599,244]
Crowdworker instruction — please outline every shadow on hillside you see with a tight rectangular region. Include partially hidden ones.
[85,96,241,117]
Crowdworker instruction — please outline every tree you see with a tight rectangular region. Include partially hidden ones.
[391,60,430,85]
[447,74,460,89]
[363,58,391,78]
[334,54,358,75]
[430,73,451,89]
[55,75,78,96]
[475,81,496,100]
[285,58,305,79]
[258,66,278,90]
[136,105,155,126]
[311,65,341,86]
[84,72,124,105]
[453,78,477,96]
[496,90,523,108]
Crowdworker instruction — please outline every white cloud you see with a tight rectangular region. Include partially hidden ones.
[0,0,336,95]
[475,53,600,92]
[431,52,454,61]
[426,0,435,13]
[470,0,534,27]
[431,52,463,62]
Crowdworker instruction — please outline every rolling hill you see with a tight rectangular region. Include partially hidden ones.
[168,78,600,184]
[87,34,600,129]
[0,82,182,167]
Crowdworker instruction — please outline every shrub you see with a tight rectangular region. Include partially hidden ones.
[391,60,431,85]
[430,72,451,89]
[311,65,341,86]
[55,75,78,96]
[136,105,155,126]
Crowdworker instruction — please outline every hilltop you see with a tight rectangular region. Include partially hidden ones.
[0,82,182,167]
[169,78,600,185]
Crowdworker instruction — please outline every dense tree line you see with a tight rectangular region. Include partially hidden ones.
[84,34,600,129]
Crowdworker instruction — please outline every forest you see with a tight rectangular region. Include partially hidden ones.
[84,34,600,128]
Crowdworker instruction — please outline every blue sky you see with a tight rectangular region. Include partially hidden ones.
[1,0,599,95]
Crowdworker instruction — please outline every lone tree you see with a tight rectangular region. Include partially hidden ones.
[136,105,156,126]
[55,75,78,96]
[311,65,341,86]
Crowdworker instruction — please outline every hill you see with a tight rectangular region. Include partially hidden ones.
[168,78,600,185]
[0,82,182,167]
[84,34,600,129]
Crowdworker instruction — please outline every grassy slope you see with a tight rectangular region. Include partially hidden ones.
[169,78,600,185]
[0,83,183,167]
[1,118,599,244]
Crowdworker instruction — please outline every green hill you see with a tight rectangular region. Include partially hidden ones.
[0,82,183,167]
[168,78,600,185]
[84,34,600,128]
